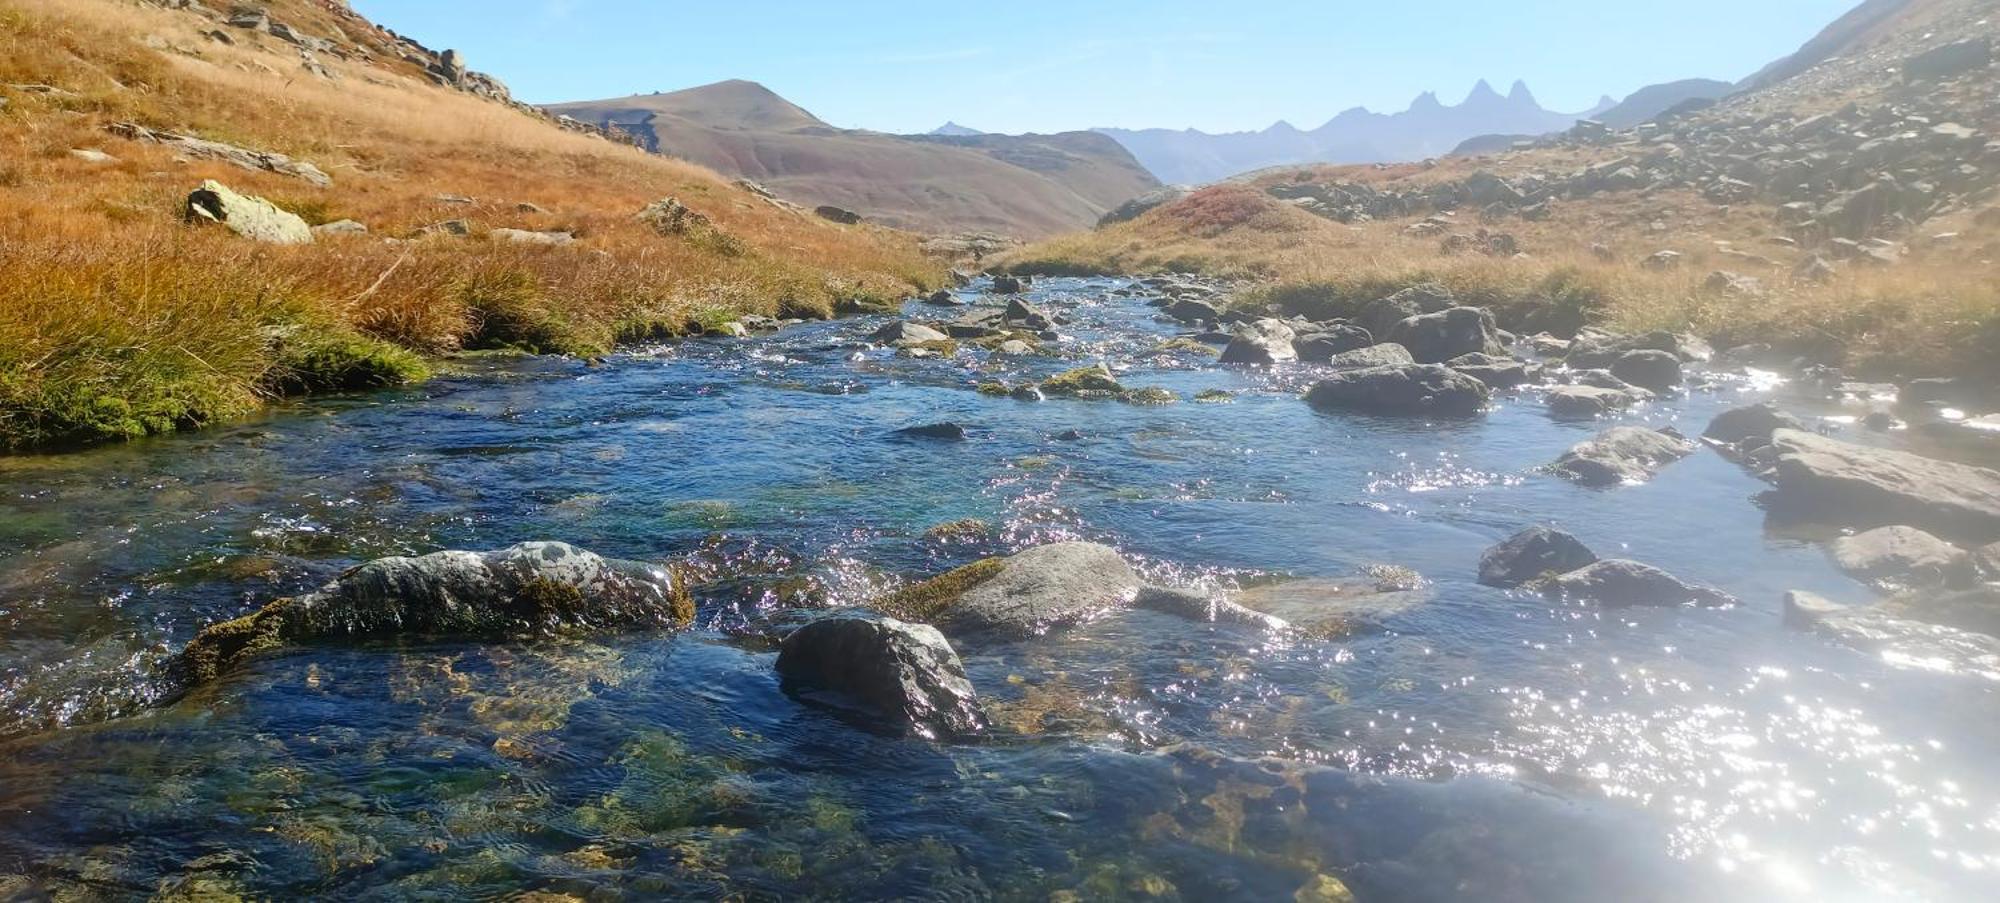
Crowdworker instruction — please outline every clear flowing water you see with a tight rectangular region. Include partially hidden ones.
[2,278,1997,901]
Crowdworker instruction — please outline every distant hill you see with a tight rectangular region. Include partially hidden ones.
[1595,79,1737,127]
[930,122,985,136]
[546,81,1157,237]
[1095,80,1608,185]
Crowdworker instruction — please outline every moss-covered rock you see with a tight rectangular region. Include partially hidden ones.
[175,542,690,686]
[1120,387,1178,405]
[872,558,1005,623]
[1039,364,1125,398]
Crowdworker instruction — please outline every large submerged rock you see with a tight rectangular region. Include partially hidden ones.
[1766,429,2000,540]
[876,543,1141,638]
[1304,364,1489,416]
[1830,526,1974,590]
[176,542,690,684]
[1541,559,1737,608]
[776,611,984,740]
[1551,426,1696,486]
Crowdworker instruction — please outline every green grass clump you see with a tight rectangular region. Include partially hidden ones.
[457,269,605,355]
[267,327,430,395]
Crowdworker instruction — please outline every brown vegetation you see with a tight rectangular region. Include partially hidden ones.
[0,0,941,449]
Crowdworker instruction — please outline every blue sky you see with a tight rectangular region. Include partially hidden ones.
[352,1,1859,134]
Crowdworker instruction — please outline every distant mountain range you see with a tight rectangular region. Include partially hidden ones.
[1091,80,1614,185]
[546,81,1157,236]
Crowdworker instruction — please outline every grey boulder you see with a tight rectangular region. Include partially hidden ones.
[1608,349,1682,392]
[1478,526,1599,587]
[1305,364,1489,416]
[1830,526,1974,590]
[1767,429,2000,540]
[777,611,984,740]
[1386,306,1505,364]
[1219,318,1299,365]
[944,542,1141,637]
[185,180,312,245]
[1325,342,1415,369]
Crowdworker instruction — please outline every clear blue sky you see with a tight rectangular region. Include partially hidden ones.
[351,1,1859,134]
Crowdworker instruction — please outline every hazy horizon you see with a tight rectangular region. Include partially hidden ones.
[353,0,1857,134]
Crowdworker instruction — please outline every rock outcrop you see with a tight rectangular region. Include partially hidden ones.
[110,122,331,186]
[1766,430,2000,540]
[184,180,312,245]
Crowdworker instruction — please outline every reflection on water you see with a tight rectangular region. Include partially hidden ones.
[1,278,1997,899]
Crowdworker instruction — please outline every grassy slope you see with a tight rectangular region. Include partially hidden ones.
[0,0,942,450]
[1007,163,2000,381]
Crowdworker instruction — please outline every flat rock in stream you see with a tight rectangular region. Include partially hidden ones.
[1132,586,1291,631]
[1232,575,1431,636]
[1304,364,1488,416]
[879,543,1141,638]
[1545,385,1641,419]
[1551,427,1696,486]
[777,610,984,740]
[1325,343,1414,369]
[1830,526,1974,590]
[1541,559,1737,608]
[1703,403,1806,449]
[1766,429,2000,540]
[176,542,689,685]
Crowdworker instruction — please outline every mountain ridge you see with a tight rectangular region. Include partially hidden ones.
[1093,80,1606,185]
[547,81,1157,237]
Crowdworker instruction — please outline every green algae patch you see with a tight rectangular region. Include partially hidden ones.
[976,382,1011,397]
[1151,338,1218,356]
[872,558,1004,623]
[177,598,296,685]
[1195,389,1236,403]
[896,339,960,357]
[923,518,994,543]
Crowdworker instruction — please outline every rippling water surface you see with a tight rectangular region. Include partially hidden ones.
[2,278,1997,900]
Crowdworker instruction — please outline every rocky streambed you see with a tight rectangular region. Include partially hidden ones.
[2,276,1999,900]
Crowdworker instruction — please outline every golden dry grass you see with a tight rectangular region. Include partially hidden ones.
[1005,180,2000,380]
[0,0,943,448]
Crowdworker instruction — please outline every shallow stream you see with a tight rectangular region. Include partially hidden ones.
[1,278,1996,900]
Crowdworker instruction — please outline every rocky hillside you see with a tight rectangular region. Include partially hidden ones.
[1008,0,2000,379]
[546,81,1160,238]
[0,0,940,450]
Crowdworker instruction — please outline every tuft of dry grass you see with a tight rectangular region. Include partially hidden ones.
[0,0,942,449]
[1004,167,2000,381]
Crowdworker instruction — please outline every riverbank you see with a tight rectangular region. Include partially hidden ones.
[1004,171,2000,385]
[0,0,941,450]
